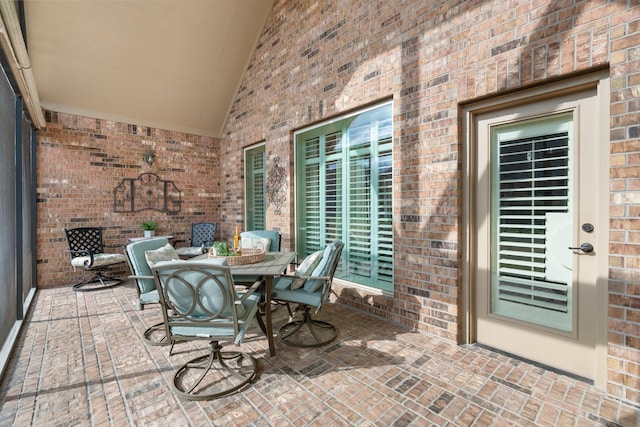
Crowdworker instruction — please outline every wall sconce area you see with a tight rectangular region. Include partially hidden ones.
[143,149,155,166]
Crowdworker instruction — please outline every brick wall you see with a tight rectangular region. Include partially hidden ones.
[36,111,223,288]
[33,0,639,406]
[217,0,639,405]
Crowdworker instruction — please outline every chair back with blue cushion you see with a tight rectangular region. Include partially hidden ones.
[235,230,283,285]
[151,259,262,400]
[125,237,179,346]
[240,230,281,252]
[125,237,170,309]
[271,239,344,347]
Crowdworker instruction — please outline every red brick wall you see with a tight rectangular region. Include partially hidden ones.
[36,111,223,288]
[217,0,639,404]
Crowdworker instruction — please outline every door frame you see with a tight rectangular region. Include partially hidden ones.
[460,70,610,388]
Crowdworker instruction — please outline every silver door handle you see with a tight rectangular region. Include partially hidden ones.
[568,243,593,253]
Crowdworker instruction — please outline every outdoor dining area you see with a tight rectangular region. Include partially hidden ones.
[64,225,344,395]
[1,274,637,426]
[1,0,639,425]
[0,227,637,425]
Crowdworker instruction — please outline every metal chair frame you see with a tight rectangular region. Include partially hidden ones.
[124,237,172,346]
[275,240,344,348]
[152,261,264,400]
[174,222,218,257]
[64,227,125,292]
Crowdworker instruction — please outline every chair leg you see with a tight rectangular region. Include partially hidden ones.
[142,321,173,347]
[285,302,295,321]
[277,305,338,348]
[255,308,267,335]
[172,341,257,400]
[72,271,121,292]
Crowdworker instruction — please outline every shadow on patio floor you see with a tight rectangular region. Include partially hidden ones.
[0,280,638,426]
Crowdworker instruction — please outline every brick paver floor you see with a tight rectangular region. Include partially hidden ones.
[0,281,638,426]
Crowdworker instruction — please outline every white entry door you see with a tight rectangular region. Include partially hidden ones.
[473,83,607,381]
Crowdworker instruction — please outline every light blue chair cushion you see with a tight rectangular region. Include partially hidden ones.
[153,258,239,317]
[272,277,323,307]
[139,289,159,305]
[291,250,323,290]
[125,237,170,295]
[171,293,261,345]
[303,243,336,293]
[153,258,259,345]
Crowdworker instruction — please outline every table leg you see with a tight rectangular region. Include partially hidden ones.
[265,275,276,357]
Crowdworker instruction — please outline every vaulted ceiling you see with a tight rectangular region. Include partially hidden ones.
[24,0,273,137]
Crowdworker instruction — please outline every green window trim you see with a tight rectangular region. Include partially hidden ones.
[295,102,393,292]
[244,144,266,231]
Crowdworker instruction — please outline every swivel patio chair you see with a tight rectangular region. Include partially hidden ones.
[174,222,217,258]
[151,259,263,400]
[236,230,284,314]
[64,227,127,292]
[271,239,344,347]
[125,237,178,346]
[234,230,282,286]
[240,229,281,252]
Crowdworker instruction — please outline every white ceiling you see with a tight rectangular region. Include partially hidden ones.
[24,0,273,137]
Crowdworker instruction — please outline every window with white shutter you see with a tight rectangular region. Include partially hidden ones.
[491,113,573,330]
[245,144,266,231]
[295,102,393,291]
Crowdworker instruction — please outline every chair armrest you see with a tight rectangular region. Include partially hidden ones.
[68,248,96,267]
[172,238,190,247]
[237,278,264,304]
[283,274,331,281]
[104,243,125,250]
[128,274,153,280]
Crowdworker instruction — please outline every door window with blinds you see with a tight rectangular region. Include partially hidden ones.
[491,113,573,331]
[244,144,266,231]
[295,102,393,292]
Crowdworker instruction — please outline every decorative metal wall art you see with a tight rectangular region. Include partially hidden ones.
[266,156,287,216]
[113,172,182,213]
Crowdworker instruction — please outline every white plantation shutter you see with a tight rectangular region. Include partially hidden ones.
[492,114,573,330]
[299,135,322,253]
[325,131,343,246]
[348,152,371,278]
[296,103,393,291]
[376,152,394,286]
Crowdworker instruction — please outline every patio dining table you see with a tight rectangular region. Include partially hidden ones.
[194,251,296,357]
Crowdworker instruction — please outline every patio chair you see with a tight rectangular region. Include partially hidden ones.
[125,237,179,346]
[240,230,281,252]
[271,239,344,347]
[174,222,217,258]
[151,259,263,400]
[64,227,127,292]
[236,230,284,313]
[234,230,282,285]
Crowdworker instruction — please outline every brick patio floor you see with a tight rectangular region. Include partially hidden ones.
[0,281,638,426]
